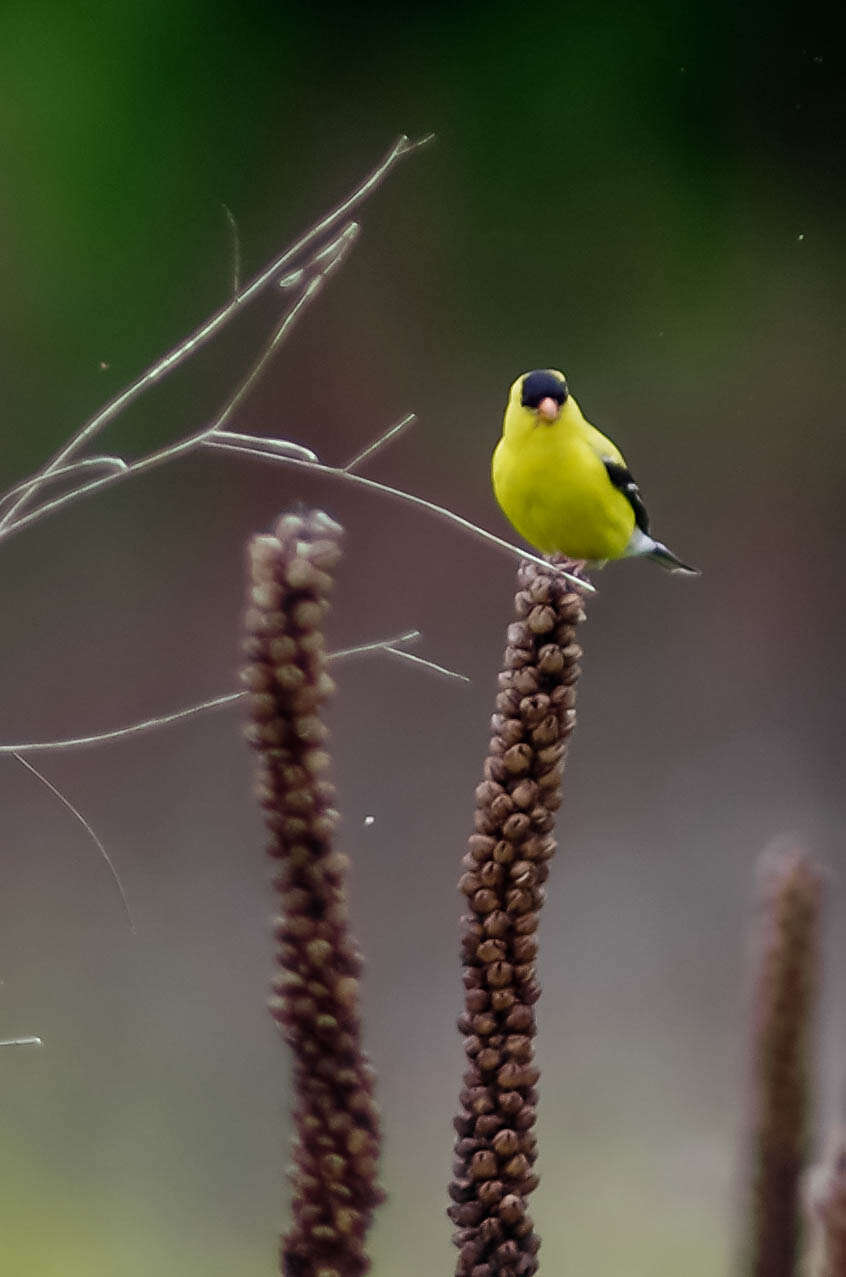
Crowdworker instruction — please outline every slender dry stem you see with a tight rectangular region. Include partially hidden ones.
[11,752,133,930]
[205,440,591,591]
[0,225,356,546]
[449,557,588,1277]
[0,133,429,534]
[0,630,461,754]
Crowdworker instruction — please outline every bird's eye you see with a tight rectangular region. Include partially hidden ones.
[520,370,568,408]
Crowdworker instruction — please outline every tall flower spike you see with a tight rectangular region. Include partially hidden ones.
[449,557,588,1277]
[746,846,822,1277]
[242,510,383,1277]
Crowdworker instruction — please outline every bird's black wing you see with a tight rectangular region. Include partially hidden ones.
[603,460,651,535]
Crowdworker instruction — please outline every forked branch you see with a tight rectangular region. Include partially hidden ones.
[0,134,430,533]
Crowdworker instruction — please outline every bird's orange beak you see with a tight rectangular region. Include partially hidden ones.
[537,396,560,423]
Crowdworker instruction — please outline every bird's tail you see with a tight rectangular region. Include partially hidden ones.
[648,540,700,575]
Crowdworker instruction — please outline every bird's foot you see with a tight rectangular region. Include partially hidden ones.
[544,554,593,592]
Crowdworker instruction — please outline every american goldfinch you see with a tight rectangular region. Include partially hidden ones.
[492,369,698,573]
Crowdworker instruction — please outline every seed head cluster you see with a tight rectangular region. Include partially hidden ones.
[242,510,382,1277]
[449,558,587,1277]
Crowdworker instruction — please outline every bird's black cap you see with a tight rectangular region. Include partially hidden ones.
[520,369,569,408]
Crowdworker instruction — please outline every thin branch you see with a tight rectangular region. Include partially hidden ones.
[0,132,431,532]
[0,413,595,597]
[0,428,211,545]
[220,202,242,297]
[0,226,356,547]
[0,628,458,755]
[333,627,470,681]
[0,456,128,514]
[342,412,417,473]
[383,645,471,683]
[12,752,134,932]
[0,422,591,593]
[0,1036,42,1049]
[330,629,421,659]
[0,692,244,754]
[209,222,359,436]
[208,431,318,463]
[0,138,566,607]
[203,440,595,591]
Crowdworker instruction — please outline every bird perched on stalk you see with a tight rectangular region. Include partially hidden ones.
[492,368,698,573]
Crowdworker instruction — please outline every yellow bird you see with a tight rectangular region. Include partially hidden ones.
[492,369,698,573]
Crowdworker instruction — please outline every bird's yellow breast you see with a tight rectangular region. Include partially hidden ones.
[492,410,636,561]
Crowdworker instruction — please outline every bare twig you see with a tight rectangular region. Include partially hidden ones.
[209,222,359,437]
[220,202,242,297]
[0,133,430,533]
[0,693,244,754]
[0,629,463,754]
[331,628,420,659]
[0,427,213,545]
[0,456,128,515]
[332,626,470,682]
[203,439,594,591]
[0,133,588,600]
[0,414,591,593]
[343,412,417,473]
[12,752,134,931]
[382,645,471,683]
[206,431,318,463]
[0,226,357,546]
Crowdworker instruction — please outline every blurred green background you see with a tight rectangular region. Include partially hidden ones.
[1,1,845,1273]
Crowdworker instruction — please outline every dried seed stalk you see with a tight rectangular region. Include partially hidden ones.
[747,846,822,1277]
[449,557,587,1277]
[242,510,382,1277]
